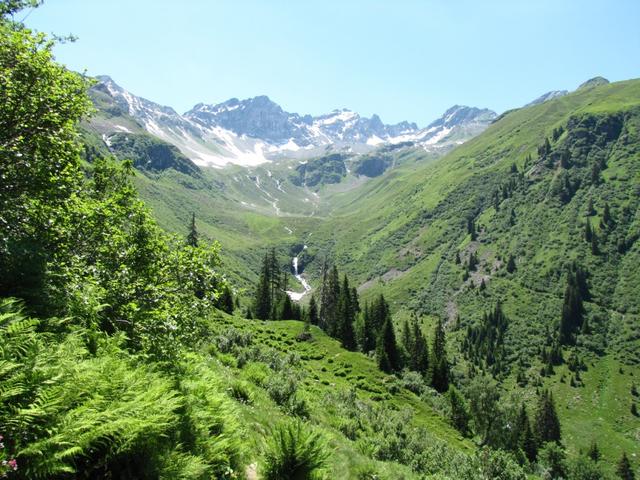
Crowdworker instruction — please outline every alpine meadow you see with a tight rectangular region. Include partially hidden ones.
[1,1,639,479]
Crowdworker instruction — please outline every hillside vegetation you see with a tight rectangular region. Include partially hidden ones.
[2,2,639,479]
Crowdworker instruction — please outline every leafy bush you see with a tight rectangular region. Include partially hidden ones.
[0,300,245,479]
[227,381,252,404]
[262,420,328,480]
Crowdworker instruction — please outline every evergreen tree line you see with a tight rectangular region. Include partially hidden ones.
[558,263,589,345]
[450,381,561,465]
[463,302,509,376]
[253,248,302,321]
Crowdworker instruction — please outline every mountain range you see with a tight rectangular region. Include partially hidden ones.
[90,75,496,167]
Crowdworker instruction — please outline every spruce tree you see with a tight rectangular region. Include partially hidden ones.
[376,318,400,373]
[591,231,599,255]
[254,253,272,320]
[515,404,537,462]
[401,318,413,361]
[280,293,293,320]
[325,265,341,337]
[371,294,390,336]
[351,287,360,314]
[429,318,449,392]
[506,254,516,273]
[412,317,429,375]
[535,390,561,444]
[308,294,318,325]
[602,203,613,229]
[559,268,585,345]
[337,275,356,350]
[318,259,330,331]
[467,217,477,241]
[584,220,593,242]
[616,452,635,480]
[186,212,199,247]
[361,302,376,352]
[587,441,600,463]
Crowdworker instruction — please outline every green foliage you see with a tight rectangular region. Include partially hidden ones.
[262,420,329,480]
[0,18,91,303]
[0,300,244,479]
[464,302,508,375]
[538,442,567,480]
[535,390,562,445]
[616,452,635,480]
[289,153,348,187]
[429,318,449,392]
[447,385,471,436]
[107,131,200,175]
[467,375,502,446]
[568,456,604,480]
[376,317,400,373]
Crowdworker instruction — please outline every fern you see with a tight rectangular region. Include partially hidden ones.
[262,420,329,480]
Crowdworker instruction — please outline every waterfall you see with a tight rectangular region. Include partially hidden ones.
[286,245,311,301]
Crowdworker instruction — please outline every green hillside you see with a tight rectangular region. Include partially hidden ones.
[3,2,639,478]
[303,79,640,475]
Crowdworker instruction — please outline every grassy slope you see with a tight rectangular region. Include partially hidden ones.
[208,312,472,479]
[306,79,640,474]
[120,80,640,474]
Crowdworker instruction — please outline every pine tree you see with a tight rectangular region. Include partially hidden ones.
[351,287,360,314]
[601,203,613,229]
[401,318,413,363]
[268,249,282,318]
[411,317,429,374]
[559,267,585,345]
[587,441,600,463]
[254,253,272,320]
[535,390,561,444]
[337,275,356,350]
[591,231,599,255]
[616,452,635,480]
[318,259,330,331]
[467,217,477,241]
[521,412,538,463]
[591,161,602,185]
[308,294,318,325]
[325,265,341,337]
[186,212,199,247]
[429,318,449,392]
[370,294,390,336]
[280,294,293,319]
[376,318,400,373]
[584,220,593,242]
[360,302,376,352]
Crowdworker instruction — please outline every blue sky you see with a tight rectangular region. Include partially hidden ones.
[25,0,640,126]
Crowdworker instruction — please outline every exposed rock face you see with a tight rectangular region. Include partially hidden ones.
[90,76,497,167]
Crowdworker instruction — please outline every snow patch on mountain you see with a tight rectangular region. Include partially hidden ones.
[91,76,496,168]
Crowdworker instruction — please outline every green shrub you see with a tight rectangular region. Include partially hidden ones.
[262,420,328,480]
[227,381,252,404]
[243,362,270,386]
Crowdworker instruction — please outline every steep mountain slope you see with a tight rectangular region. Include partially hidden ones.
[300,78,640,472]
[88,76,495,167]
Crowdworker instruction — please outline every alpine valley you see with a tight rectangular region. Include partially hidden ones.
[1,4,639,479]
